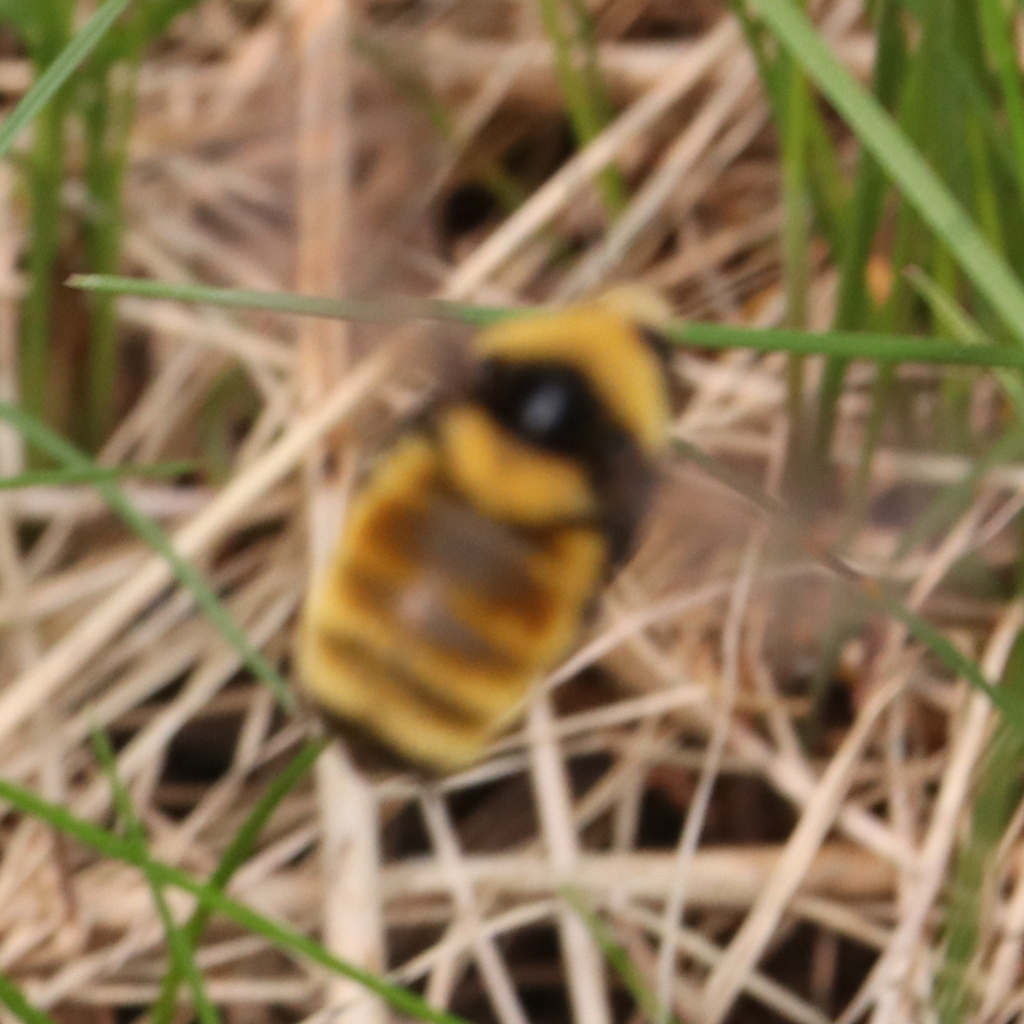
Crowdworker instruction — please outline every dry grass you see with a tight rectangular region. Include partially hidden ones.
[0,2,1022,1023]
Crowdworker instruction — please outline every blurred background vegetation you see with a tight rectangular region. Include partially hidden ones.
[3,2,1024,1023]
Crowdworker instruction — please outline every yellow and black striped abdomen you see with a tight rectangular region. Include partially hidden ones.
[298,294,671,773]
[298,433,608,772]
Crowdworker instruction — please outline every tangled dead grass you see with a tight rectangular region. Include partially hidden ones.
[0,1,1023,1022]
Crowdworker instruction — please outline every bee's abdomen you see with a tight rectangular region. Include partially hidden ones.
[298,435,607,772]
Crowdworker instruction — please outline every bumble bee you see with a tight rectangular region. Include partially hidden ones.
[296,291,672,773]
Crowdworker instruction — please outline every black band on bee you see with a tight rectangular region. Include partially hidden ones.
[473,359,623,462]
[320,629,485,727]
[314,706,440,776]
[472,357,653,564]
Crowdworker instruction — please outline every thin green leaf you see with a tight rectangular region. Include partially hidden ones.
[352,33,456,139]
[812,0,904,475]
[19,0,75,429]
[0,400,293,711]
[68,273,507,324]
[90,726,221,1024]
[0,972,57,1024]
[70,274,1024,370]
[353,32,527,213]
[905,266,1024,411]
[534,0,625,216]
[676,439,1024,739]
[151,739,326,1024]
[747,0,1024,350]
[89,0,204,66]
[979,0,1024,206]
[80,2,144,450]
[936,629,1024,1022]
[0,773,475,1024]
[780,52,811,331]
[890,429,1024,566]
[905,270,993,349]
[0,0,134,162]
[778,48,812,491]
[563,889,680,1024]
[0,1,45,49]
[669,322,1024,369]
[0,461,194,490]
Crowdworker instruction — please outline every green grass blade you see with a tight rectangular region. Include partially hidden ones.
[0,773,475,1024]
[871,590,1024,736]
[0,1,44,48]
[905,266,1024,411]
[91,726,221,1024]
[14,0,128,430]
[564,0,618,132]
[729,1,854,264]
[965,108,1004,254]
[676,439,1024,739]
[978,0,1024,206]
[778,48,812,491]
[936,629,1024,1022]
[147,870,221,1024]
[747,0,1024,350]
[835,365,895,549]
[780,54,811,331]
[20,22,72,431]
[812,0,904,473]
[151,739,326,1024]
[0,400,293,711]
[92,0,204,62]
[71,274,1024,370]
[0,461,193,490]
[892,430,1024,564]
[669,322,1024,369]
[68,273,512,324]
[534,0,625,216]
[80,7,143,451]
[0,972,56,1024]
[906,269,993,350]
[535,0,590,131]
[563,889,679,1024]
[352,32,456,138]
[0,0,133,161]
[198,739,326,908]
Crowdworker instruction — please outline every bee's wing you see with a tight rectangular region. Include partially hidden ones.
[601,437,660,571]
[628,457,765,593]
[345,325,477,478]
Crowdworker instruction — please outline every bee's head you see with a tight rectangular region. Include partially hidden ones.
[434,295,671,528]
[470,294,672,456]
[472,359,602,458]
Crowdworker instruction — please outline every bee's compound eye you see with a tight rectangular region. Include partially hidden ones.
[476,359,596,454]
[519,377,573,442]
